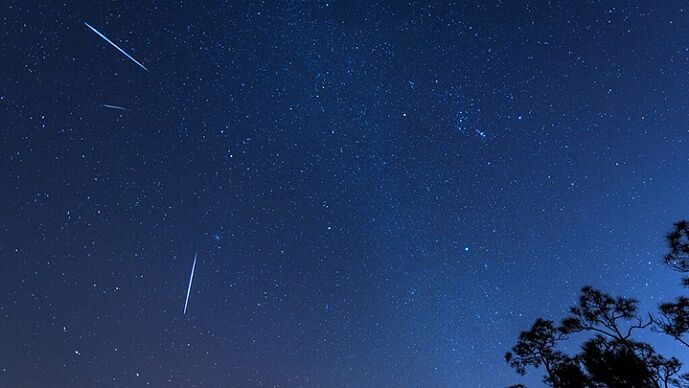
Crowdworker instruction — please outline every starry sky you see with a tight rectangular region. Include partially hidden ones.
[2,1,689,387]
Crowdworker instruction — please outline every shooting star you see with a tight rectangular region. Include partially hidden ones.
[102,104,129,111]
[83,21,149,72]
[183,252,197,315]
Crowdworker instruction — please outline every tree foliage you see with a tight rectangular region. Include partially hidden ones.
[579,335,654,387]
[505,221,689,387]
[560,286,652,342]
[656,221,689,350]
[664,221,689,274]
[505,319,588,386]
[657,296,689,348]
[506,288,682,387]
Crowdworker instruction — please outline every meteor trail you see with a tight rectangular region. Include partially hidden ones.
[183,252,197,315]
[102,104,129,111]
[83,21,149,72]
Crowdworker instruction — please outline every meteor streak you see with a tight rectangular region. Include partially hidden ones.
[102,104,129,111]
[183,252,197,315]
[83,21,149,72]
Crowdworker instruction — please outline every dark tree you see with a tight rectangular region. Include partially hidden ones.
[644,351,685,388]
[579,335,654,387]
[560,287,686,387]
[504,319,563,379]
[506,287,684,387]
[505,223,689,387]
[577,335,683,388]
[549,360,592,388]
[560,286,652,343]
[657,297,689,348]
[505,319,588,386]
[657,221,689,350]
[664,221,689,275]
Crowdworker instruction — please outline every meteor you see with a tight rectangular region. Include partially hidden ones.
[183,252,197,315]
[83,21,149,72]
[102,104,129,111]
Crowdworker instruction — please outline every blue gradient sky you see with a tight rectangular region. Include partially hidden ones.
[1,1,689,386]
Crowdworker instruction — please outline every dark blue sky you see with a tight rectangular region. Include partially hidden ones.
[2,1,689,386]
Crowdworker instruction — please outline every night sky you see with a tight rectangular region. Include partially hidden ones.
[2,1,689,387]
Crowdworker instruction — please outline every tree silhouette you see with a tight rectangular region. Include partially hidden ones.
[579,335,653,387]
[504,221,689,386]
[560,286,653,343]
[656,221,689,349]
[664,221,689,275]
[560,287,672,387]
[657,297,689,349]
[505,319,588,386]
[506,287,684,387]
[645,350,684,388]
